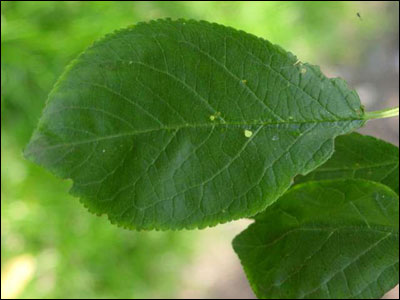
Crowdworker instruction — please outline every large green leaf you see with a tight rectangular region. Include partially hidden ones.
[25,19,365,230]
[233,179,399,299]
[296,133,399,194]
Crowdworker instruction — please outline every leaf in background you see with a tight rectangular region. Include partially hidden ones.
[233,179,399,299]
[25,19,365,230]
[296,133,399,194]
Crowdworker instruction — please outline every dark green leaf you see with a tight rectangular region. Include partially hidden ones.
[296,133,399,194]
[25,19,365,230]
[233,179,399,299]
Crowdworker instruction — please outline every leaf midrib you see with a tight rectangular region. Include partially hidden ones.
[236,226,398,250]
[310,161,399,172]
[30,118,364,153]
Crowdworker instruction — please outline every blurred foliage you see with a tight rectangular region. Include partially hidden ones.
[1,1,398,298]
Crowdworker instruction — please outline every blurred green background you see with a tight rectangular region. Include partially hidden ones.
[1,1,398,299]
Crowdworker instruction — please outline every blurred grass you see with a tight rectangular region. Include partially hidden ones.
[1,1,398,298]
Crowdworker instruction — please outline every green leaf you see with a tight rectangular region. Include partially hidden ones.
[233,179,399,299]
[296,133,399,194]
[25,19,365,230]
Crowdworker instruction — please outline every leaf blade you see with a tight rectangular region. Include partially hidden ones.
[25,19,365,230]
[296,133,399,194]
[233,179,399,299]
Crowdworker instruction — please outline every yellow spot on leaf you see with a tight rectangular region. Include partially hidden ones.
[241,79,247,84]
[244,130,253,138]
[209,112,221,121]
[301,68,307,74]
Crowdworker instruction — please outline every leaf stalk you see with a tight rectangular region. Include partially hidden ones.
[364,107,399,120]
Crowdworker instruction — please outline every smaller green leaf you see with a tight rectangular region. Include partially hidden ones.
[296,133,399,194]
[233,179,399,299]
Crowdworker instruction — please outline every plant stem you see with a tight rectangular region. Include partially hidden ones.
[364,107,399,120]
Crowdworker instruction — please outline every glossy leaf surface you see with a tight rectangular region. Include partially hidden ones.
[25,19,365,229]
[296,133,399,194]
[233,179,399,299]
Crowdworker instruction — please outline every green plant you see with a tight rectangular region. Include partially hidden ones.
[25,19,399,299]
